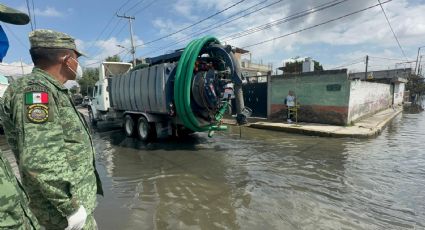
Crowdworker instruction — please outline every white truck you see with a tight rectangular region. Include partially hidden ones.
[88,36,249,141]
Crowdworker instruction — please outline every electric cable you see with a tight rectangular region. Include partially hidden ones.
[31,0,36,29]
[136,0,277,54]
[138,0,348,56]
[2,24,28,49]
[85,0,132,53]
[241,0,393,49]
[141,0,247,46]
[369,56,408,61]
[83,49,128,67]
[377,0,407,61]
[330,58,365,70]
[222,0,350,41]
[122,0,146,15]
[131,0,159,16]
[25,0,33,30]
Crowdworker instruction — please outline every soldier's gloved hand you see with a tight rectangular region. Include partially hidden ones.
[65,205,87,230]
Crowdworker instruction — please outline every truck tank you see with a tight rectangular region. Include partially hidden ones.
[108,63,176,114]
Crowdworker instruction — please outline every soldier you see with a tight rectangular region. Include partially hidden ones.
[0,29,103,229]
[0,3,40,230]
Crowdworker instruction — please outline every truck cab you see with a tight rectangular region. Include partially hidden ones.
[89,62,132,124]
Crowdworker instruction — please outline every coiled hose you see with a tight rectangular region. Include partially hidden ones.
[174,36,228,136]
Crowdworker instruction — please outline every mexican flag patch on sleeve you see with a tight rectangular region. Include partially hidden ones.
[25,92,49,104]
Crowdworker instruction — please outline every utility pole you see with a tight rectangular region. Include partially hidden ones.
[116,13,136,67]
[364,55,369,80]
[20,58,24,75]
[414,46,425,75]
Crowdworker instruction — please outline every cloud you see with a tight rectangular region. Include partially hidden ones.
[81,36,145,67]
[34,6,63,17]
[0,62,33,76]
[149,0,425,71]
[17,5,63,17]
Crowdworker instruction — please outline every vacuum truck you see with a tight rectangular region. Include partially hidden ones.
[88,36,250,141]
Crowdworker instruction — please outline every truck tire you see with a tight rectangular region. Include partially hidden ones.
[137,116,156,141]
[124,115,135,137]
[88,108,97,127]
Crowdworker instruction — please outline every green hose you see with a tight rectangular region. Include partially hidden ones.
[174,36,228,135]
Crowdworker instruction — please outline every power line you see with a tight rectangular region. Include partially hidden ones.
[377,0,407,61]
[241,0,392,49]
[222,0,350,42]
[123,0,146,14]
[139,0,345,56]
[115,22,129,38]
[25,0,34,30]
[31,0,36,29]
[330,58,365,70]
[2,24,28,49]
[136,0,277,54]
[142,0,247,46]
[103,19,125,42]
[188,0,272,38]
[117,0,133,13]
[368,56,407,61]
[132,0,160,16]
[83,49,128,68]
[85,0,133,53]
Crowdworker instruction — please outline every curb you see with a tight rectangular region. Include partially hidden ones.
[247,109,403,138]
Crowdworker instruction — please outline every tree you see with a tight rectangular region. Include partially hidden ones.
[282,59,324,73]
[105,55,122,62]
[282,61,303,73]
[314,61,324,71]
[70,85,79,94]
[406,73,425,104]
[77,67,99,96]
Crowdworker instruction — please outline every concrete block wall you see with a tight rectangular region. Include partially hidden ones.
[269,70,351,125]
[347,80,392,123]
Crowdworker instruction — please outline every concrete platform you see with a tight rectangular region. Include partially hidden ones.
[225,107,403,138]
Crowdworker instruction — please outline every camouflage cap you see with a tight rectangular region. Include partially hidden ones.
[29,29,86,57]
[0,4,30,25]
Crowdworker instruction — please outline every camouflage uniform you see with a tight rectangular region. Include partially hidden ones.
[0,3,39,230]
[0,30,103,230]
[0,152,40,230]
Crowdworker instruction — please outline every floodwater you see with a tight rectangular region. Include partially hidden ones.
[1,111,424,229]
[91,111,425,230]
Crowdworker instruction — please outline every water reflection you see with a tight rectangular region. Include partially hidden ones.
[91,112,425,230]
[94,131,247,229]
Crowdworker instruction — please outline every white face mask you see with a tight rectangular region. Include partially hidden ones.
[66,56,83,79]
[76,64,83,79]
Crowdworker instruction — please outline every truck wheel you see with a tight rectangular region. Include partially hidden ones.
[137,116,155,141]
[88,109,97,126]
[124,115,135,137]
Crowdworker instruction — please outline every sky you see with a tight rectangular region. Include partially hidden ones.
[1,0,425,76]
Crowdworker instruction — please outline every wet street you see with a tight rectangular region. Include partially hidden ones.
[88,111,425,230]
[1,111,424,229]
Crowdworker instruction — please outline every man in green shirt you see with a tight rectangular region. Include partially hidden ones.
[0,29,103,230]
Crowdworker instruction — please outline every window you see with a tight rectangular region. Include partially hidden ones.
[326,84,341,91]
[93,86,98,97]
